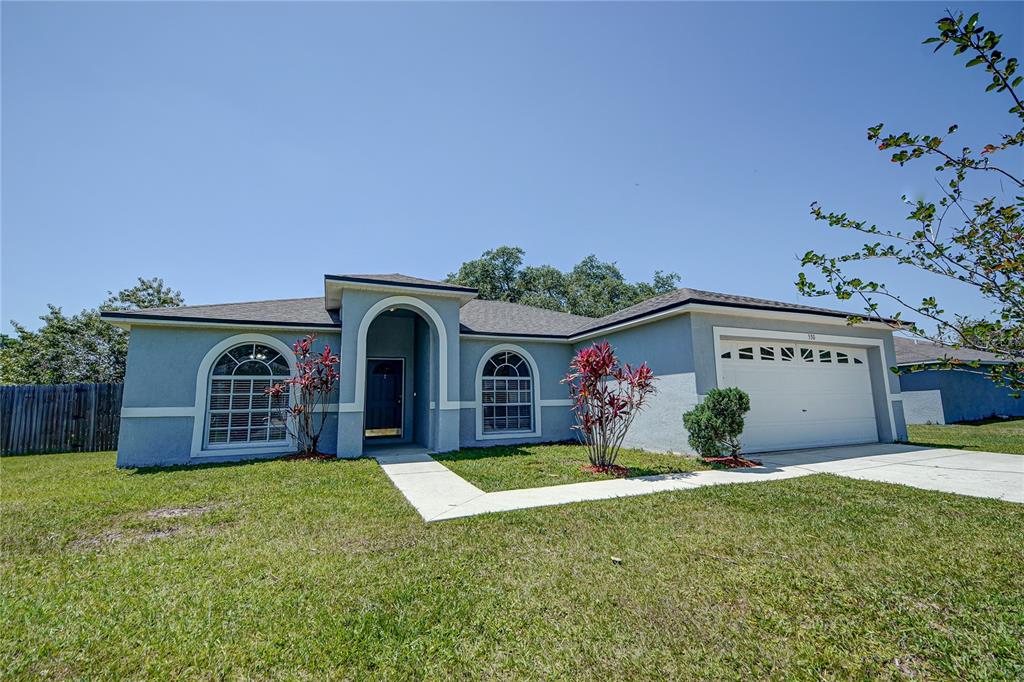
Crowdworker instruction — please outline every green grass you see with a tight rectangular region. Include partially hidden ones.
[434,443,714,491]
[908,417,1024,455]
[3,451,1023,680]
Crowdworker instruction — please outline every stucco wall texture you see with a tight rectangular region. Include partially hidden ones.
[115,298,908,466]
[900,368,1023,423]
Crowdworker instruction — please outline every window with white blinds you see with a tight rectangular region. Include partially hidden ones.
[481,351,533,433]
[206,343,291,447]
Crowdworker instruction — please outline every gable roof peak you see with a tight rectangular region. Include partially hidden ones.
[326,272,476,292]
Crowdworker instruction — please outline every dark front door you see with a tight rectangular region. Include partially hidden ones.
[365,359,403,439]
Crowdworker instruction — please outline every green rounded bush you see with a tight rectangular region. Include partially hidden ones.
[682,387,751,459]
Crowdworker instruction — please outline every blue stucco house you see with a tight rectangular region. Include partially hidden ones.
[896,337,1022,424]
[100,273,909,467]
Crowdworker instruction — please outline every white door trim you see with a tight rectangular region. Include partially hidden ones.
[364,356,405,440]
[712,326,899,441]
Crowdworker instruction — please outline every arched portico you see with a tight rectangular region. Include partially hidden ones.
[353,296,453,410]
[336,293,461,457]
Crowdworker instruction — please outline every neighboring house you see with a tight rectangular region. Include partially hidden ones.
[895,337,1021,424]
[100,273,908,467]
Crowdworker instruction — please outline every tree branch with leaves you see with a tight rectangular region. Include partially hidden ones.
[798,11,1023,395]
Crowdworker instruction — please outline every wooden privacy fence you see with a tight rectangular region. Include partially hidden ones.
[0,383,124,455]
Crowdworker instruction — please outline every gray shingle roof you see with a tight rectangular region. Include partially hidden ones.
[101,283,895,338]
[459,300,594,337]
[894,337,1007,365]
[324,273,477,293]
[101,297,339,328]
[100,295,586,335]
[570,287,892,336]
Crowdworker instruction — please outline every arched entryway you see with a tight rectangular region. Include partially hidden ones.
[360,304,441,451]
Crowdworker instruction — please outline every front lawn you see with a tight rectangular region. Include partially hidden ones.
[433,443,714,491]
[2,450,1023,679]
[908,417,1024,455]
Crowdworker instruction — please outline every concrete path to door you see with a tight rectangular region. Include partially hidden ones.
[373,442,1023,522]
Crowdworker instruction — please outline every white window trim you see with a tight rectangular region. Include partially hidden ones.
[190,333,299,459]
[205,344,292,450]
[711,326,901,440]
[473,344,543,441]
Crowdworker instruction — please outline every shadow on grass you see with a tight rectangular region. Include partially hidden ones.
[902,439,974,452]
[432,441,579,464]
[126,453,369,475]
[432,441,727,480]
[947,416,1024,428]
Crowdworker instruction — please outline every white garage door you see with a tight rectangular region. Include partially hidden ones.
[719,339,878,453]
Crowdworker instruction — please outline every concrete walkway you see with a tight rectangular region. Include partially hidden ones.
[373,443,1023,522]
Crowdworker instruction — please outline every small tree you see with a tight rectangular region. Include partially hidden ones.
[562,341,656,469]
[682,388,751,461]
[266,334,339,456]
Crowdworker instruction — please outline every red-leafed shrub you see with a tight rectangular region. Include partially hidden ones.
[266,334,339,456]
[562,341,657,469]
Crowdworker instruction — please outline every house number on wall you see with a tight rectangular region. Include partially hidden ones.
[807,333,816,340]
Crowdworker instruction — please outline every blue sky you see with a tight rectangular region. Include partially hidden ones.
[3,2,1021,333]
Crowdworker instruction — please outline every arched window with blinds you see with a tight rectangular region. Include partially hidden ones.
[481,351,533,433]
[206,343,291,446]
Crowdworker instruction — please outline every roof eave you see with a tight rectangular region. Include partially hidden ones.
[324,275,478,309]
[459,329,572,342]
[568,301,902,341]
[99,312,338,332]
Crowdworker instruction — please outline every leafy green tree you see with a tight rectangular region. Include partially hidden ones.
[101,277,183,312]
[447,246,527,302]
[447,246,680,318]
[1,277,183,384]
[682,388,751,460]
[798,11,1023,394]
[518,264,570,312]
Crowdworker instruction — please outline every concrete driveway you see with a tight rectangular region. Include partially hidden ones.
[757,443,1024,504]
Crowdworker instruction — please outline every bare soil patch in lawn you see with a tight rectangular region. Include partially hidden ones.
[145,504,221,519]
[72,504,230,549]
[71,527,183,550]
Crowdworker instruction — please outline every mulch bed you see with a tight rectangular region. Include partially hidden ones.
[581,464,632,478]
[703,456,762,468]
[284,452,335,462]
